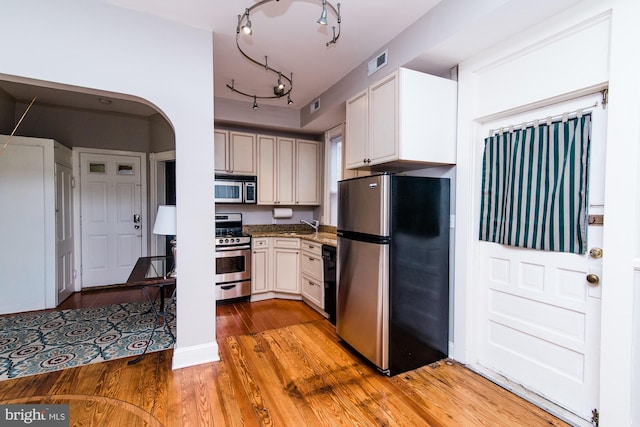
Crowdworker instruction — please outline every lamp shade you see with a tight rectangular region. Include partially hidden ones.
[153,205,176,236]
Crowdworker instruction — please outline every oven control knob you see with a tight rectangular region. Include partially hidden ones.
[224,238,228,243]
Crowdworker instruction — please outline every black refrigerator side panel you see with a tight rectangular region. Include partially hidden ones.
[388,176,450,375]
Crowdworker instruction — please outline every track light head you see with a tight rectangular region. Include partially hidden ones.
[241,9,252,35]
[317,0,328,25]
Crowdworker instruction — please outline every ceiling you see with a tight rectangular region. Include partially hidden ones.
[0,0,442,121]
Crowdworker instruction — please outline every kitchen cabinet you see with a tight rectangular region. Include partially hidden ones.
[251,238,270,295]
[257,135,321,205]
[257,135,294,205]
[273,238,300,294]
[345,68,457,170]
[295,139,322,205]
[214,129,256,175]
[251,237,301,299]
[300,241,323,309]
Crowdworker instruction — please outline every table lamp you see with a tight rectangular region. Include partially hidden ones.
[153,205,177,277]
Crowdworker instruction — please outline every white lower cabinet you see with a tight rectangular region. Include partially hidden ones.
[300,241,324,309]
[300,241,324,310]
[251,237,329,315]
[251,237,301,300]
[272,238,300,294]
[251,238,270,295]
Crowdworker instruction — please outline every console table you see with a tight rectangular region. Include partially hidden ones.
[126,255,176,364]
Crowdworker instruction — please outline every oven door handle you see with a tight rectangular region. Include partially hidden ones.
[216,245,251,252]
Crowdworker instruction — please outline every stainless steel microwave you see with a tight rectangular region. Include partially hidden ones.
[214,175,257,204]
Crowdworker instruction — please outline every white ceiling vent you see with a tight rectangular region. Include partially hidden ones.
[310,98,321,114]
[367,49,388,76]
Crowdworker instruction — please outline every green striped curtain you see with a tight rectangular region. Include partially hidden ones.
[479,115,591,254]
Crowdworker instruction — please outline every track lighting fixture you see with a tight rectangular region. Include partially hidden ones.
[317,0,328,25]
[227,0,341,108]
[240,9,252,35]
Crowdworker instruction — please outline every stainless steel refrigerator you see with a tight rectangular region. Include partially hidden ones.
[336,173,450,375]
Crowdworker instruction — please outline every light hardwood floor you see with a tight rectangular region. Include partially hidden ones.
[0,289,569,426]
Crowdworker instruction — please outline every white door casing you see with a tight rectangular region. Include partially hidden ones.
[55,160,74,304]
[79,151,145,287]
[475,93,606,422]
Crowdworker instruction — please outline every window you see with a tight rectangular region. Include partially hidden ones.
[324,125,343,226]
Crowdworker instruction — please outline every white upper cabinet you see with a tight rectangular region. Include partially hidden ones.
[345,90,369,169]
[214,129,229,173]
[214,129,257,175]
[295,139,321,206]
[257,135,295,205]
[257,135,322,206]
[345,68,457,170]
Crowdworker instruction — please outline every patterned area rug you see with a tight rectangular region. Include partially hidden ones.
[0,301,175,381]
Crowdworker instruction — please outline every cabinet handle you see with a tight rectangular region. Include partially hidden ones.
[308,257,314,261]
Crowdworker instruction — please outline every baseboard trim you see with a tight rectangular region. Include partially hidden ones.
[171,341,220,370]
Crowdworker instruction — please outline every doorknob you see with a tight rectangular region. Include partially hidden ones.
[586,273,600,286]
[133,214,141,223]
[589,247,603,259]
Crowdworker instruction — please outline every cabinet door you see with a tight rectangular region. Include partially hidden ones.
[345,89,368,169]
[295,139,321,205]
[276,137,295,205]
[214,130,229,173]
[229,131,256,175]
[369,71,399,165]
[257,135,276,204]
[273,248,300,294]
[251,242,270,294]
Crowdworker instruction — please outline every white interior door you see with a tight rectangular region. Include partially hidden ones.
[474,93,606,422]
[80,152,143,287]
[55,161,74,303]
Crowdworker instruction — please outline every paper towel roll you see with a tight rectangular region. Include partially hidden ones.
[272,207,293,219]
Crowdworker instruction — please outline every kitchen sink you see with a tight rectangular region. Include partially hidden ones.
[281,231,315,236]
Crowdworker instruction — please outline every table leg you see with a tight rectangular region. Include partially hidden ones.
[128,284,175,365]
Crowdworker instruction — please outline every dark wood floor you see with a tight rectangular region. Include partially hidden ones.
[0,288,569,426]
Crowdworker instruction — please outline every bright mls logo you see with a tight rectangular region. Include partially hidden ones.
[1,405,69,426]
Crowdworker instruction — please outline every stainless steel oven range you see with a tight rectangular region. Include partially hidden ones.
[215,213,251,303]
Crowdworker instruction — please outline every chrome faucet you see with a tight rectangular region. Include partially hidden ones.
[300,219,320,232]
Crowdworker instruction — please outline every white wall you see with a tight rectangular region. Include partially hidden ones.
[0,0,217,368]
[14,102,150,152]
[299,0,586,132]
[217,204,319,226]
[454,0,640,425]
[149,114,175,153]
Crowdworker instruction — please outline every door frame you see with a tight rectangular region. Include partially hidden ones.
[149,150,176,256]
[72,147,148,290]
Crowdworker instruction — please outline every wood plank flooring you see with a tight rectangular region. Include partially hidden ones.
[0,289,570,426]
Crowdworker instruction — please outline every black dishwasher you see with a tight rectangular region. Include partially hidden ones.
[322,245,337,325]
